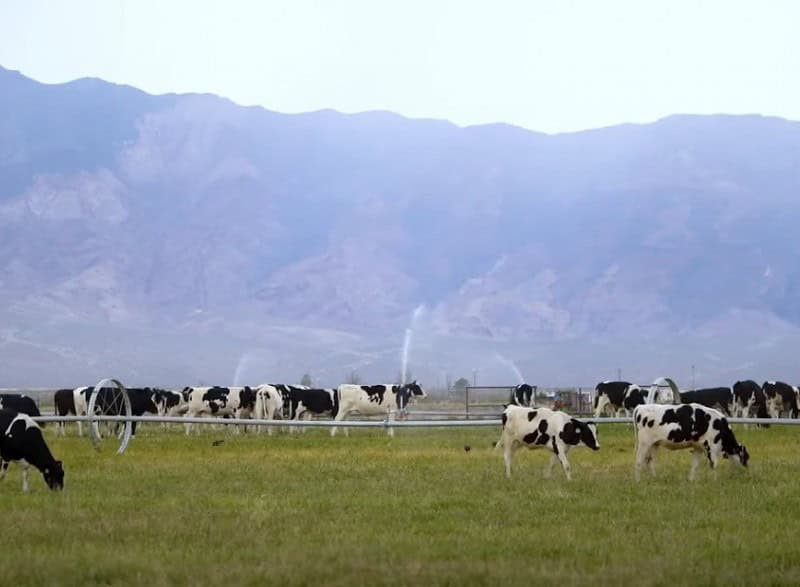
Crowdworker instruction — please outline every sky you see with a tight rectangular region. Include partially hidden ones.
[0,0,798,133]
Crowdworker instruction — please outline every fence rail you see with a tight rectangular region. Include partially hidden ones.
[33,414,800,427]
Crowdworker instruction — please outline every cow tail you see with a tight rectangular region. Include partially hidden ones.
[593,393,599,410]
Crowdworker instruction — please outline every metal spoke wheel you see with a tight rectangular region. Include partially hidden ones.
[648,376,681,404]
[87,378,132,454]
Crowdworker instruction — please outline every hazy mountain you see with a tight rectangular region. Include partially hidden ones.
[2,65,800,388]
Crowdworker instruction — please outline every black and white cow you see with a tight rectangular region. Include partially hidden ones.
[0,409,64,492]
[0,394,42,420]
[732,380,770,421]
[284,386,338,419]
[54,389,76,436]
[126,388,164,437]
[509,383,535,407]
[633,403,749,481]
[182,386,257,434]
[680,387,733,416]
[156,389,189,417]
[331,381,426,437]
[593,381,646,418]
[497,405,599,480]
[761,381,800,418]
[252,384,285,435]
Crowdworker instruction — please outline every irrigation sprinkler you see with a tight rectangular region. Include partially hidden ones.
[86,378,132,454]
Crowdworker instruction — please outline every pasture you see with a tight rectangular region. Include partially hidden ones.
[2,423,800,586]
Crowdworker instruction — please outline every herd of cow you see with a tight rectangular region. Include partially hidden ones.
[0,377,787,493]
[0,381,427,492]
[591,379,800,420]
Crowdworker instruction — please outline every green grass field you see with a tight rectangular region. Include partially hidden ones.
[2,422,800,586]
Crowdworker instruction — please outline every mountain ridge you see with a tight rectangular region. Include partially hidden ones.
[2,65,800,387]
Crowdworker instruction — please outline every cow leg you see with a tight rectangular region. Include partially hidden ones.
[555,445,572,480]
[301,411,313,434]
[386,411,396,438]
[0,460,8,482]
[635,442,652,481]
[331,410,348,437]
[503,440,520,479]
[21,463,30,493]
[543,454,558,479]
[689,447,704,481]
[593,396,609,419]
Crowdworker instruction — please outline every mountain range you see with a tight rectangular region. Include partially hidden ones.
[2,65,800,389]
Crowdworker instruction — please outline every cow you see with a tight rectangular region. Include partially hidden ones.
[126,388,164,437]
[0,409,64,492]
[269,384,311,419]
[253,384,285,435]
[53,389,76,436]
[732,380,770,422]
[679,387,733,416]
[331,381,426,437]
[510,383,535,407]
[283,386,339,429]
[761,381,800,418]
[497,405,599,480]
[593,381,646,417]
[0,394,42,420]
[156,388,189,417]
[182,386,257,434]
[633,403,749,481]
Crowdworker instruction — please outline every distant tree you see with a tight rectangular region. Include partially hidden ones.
[346,370,362,385]
[453,377,470,391]
[300,373,313,387]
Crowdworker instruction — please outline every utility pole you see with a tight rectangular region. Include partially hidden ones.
[617,368,622,381]
[472,368,477,387]
[691,364,696,390]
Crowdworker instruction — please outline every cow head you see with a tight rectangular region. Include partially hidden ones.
[623,385,647,410]
[715,417,750,467]
[560,418,599,450]
[734,444,750,467]
[404,380,426,398]
[43,460,64,491]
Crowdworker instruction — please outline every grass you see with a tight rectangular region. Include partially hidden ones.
[2,422,800,586]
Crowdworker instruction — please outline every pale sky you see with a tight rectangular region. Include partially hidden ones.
[1,0,798,133]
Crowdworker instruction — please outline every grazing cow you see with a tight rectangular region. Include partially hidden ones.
[680,388,733,416]
[497,405,599,480]
[0,409,64,492]
[331,381,426,437]
[253,384,285,435]
[510,383,535,407]
[761,381,800,418]
[633,403,749,481]
[182,386,257,434]
[54,389,76,436]
[732,380,770,421]
[593,381,646,417]
[0,394,42,420]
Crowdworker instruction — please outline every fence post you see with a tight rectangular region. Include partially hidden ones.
[465,386,470,420]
